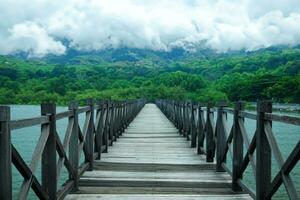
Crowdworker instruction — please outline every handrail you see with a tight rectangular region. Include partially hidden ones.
[264,113,300,126]
[156,99,299,200]
[0,99,146,200]
[56,110,73,120]
[10,116,50,130]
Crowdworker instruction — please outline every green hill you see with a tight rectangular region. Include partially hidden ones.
[0,47,299,105]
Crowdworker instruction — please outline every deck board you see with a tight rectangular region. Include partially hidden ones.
[65,104,252,200]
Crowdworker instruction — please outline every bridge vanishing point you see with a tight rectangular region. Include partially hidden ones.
[0,99,299,200]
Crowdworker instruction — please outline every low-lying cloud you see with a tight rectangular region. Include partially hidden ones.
[0,0,300,57]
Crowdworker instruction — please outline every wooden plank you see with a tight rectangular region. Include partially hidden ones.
[30,124,50,172]
[77,107,90,114]
[65,194,253,200]
[56,110,73,120]
[10,116,49,130]
[238,111,257,120]
[93,161,216,172]
[81,171,231,181]
[71,186,248,195]
[78,178,232,188]
[264,112,300,126]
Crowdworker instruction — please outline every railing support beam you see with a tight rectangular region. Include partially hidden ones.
[256,100,272,200]
[190,103,197,148]
[41,103,57,200]
[216,101,227,172]
[232,101,244,191]
[206,103,215,162]
[68,101,79,191]
[0,106,12,200]
[86,99,94,171]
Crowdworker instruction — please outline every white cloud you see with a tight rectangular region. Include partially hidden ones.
[0,0,300,57]
[0,22,66,57]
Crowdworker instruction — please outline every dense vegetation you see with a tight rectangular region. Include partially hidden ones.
[0,47,299,105]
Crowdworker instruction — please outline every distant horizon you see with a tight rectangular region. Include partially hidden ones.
[3,45,300,61]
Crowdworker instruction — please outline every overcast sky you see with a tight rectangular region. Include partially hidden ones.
[0,0,300,57]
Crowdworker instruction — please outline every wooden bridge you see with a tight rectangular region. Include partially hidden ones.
[0,99,299,200]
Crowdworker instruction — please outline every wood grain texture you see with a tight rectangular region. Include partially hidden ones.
[65,104,252,200]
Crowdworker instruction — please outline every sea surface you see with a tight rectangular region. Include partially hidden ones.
[6,105,300,199]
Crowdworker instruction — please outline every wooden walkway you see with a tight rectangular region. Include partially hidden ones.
[65,104,251,200]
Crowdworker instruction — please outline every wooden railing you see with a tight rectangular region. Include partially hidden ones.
[0,99,146,200]
[156,99,300,200]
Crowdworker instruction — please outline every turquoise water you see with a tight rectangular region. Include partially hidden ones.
[6,105,300,199]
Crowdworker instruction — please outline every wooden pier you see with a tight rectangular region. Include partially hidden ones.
[0,99,299,200]
[65,104,250,199]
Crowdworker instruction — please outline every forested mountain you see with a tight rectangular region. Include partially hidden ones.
[0,47,300,105]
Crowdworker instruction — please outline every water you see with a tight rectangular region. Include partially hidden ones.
[6,105,300,199]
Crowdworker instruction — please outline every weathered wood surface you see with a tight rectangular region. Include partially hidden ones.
[65,104,252,200]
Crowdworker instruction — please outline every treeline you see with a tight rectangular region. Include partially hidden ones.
[0,47,299,105]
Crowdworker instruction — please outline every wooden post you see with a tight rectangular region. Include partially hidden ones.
[174,102,178,128]
[232,101,244,191]
[190,102,197,148]
[111,102,117,142]
[68,101,79,191]
[0,106,12,200]
[86,99,94,171]
[197,104,205,154]
[125,101,129,127]
[121,102,125,133]
[256,100,272,200]
[186,102,190,141]
[181,102,185,136]
[216,101,227,172]
[206,103,214,162]
[95,101,103,159]
[103,101,109,153]
[109,102,114,143]
[186,102,191,140]
[108,102,114,146]
[172,100,176,123]
[114,102,120,139]
[179,102,183,135]
[41,103,57,200]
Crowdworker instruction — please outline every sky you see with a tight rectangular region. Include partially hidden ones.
[0,0,300,57]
